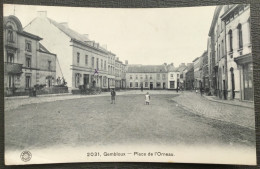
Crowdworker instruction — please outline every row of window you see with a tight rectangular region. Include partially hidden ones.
[76,52,107,70]
[228,23,245,54]
[129,74,179,80]
[7,52,52,70]
[129,82,164,88]
[129,74,167,80]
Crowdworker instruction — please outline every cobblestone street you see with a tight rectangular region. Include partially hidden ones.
[5,90,256,152]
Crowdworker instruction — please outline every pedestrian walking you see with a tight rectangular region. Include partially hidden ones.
[141,85,143,92]
[145,92,151,105]
[200,87,203,96]
[176,86,179,93]
[111,89,116,104]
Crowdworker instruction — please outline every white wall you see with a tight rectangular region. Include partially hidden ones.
[168,72,179,89]
[24,17,73,88]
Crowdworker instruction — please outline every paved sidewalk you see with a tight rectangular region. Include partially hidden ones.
[172,91,255,129]
[203,95,254,109]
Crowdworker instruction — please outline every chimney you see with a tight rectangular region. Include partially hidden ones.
[125,60,128,65]
[164,63,167,66]
[102,44,107,50]
[60,22,69,28]
[116,57,119,61]
[180,63,185,67]
[170,63,174,66]
[83,34,89,39]
[37,11,47,18]
[187,63,192,67]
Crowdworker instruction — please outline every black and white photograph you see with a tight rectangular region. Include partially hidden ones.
[3,4,256,165]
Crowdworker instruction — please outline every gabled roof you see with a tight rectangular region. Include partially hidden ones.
[185,63,194,72]
[39,43,56,55]
[48,18,90,42]
[47,18,108,52]
[176,65,187,72]
[127,65,168,73]
[167,65,178,72]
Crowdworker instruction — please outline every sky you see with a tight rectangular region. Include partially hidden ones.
[4,4,216,66]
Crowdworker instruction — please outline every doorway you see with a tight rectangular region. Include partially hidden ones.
[150,82,153,90]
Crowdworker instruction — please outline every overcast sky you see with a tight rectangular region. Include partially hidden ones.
[4,4,216,66]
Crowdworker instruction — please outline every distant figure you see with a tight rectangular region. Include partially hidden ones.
[57,77,61,85]
[176,86,179,93]
[111,89,116,104]
[145,92,151,105]
[141,85,143,92]
[200,87,203,96]
[195,88,198,94]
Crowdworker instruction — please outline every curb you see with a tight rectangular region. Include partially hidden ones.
[202,95,254,109]
[5,93,72,100]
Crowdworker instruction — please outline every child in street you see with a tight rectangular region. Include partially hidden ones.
[145,92,151,105]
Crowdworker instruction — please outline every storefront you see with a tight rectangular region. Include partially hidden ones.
[235,54,253,101]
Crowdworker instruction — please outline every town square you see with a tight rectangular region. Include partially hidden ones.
[3,4,256,165]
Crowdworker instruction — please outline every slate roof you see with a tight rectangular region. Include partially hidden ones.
[127,65,168,73]
[47,18,107,51]
[167,65,178,72]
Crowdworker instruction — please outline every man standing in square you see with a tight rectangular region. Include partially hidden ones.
[111,89,116,104]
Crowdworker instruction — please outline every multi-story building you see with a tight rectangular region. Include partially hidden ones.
[208,5,233,99]
[193,57,202,89]
[107,52,116,89]
[121,62,127,89]
[4,15,56,96]
[126,64,168,89]
[201,51,209,92]
[24,11,124,90]
[221,4,252,101]
[167,64,180,90]
[176,63,187,89]
[185,63,194,90]
[115,57,125,89]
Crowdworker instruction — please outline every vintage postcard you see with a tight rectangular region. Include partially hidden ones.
[3,4,256,165]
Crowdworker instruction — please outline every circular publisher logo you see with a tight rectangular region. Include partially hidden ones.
[20,151,32,162]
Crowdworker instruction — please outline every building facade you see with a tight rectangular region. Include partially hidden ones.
[202,51,209,93]
[167,64,180,90]
[176,63,187,89]
[24,11,126,91]
[221,4,252,101]
[207,5,252,101]
[185,63,194,90]
[193,57,202,89]
[126,64,169,89]
[4,15,56,96]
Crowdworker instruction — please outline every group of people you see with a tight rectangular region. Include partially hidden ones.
[110,89,151,105]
